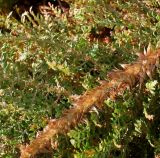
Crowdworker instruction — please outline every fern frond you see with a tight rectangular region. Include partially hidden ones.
[20,48,160,158]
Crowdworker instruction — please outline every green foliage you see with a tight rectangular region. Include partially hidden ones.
[0,0,160,157]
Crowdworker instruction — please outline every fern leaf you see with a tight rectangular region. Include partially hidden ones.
[20,48,160,158]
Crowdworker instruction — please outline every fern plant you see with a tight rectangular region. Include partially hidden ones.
[0,1,160,158]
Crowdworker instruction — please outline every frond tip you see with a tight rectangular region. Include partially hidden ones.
[20,48,160,158]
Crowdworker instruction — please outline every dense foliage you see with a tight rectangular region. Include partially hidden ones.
[0,0,160,157]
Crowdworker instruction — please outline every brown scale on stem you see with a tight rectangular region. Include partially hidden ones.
[20,46,160,158]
